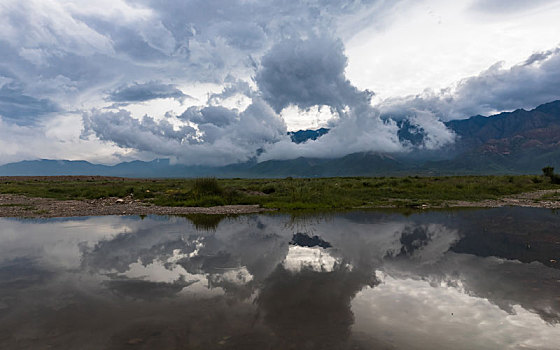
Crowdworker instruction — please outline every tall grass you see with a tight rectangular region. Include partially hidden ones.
[1,174,559,210]
[191,178,223,198]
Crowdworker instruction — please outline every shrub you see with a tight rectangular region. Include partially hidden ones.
[191,178,223,198]
[543,166,555,178]
[532,176,543,184]
[542,166,560,184]
[262,185,276,194]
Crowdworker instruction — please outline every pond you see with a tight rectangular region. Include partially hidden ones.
[1,208,560,349]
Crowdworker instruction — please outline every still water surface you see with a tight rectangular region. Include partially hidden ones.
[1,208,560,349]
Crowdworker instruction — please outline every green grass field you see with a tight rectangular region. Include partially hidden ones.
[0,175,558,210]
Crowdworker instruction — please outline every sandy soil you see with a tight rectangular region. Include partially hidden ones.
[0,194,270,218]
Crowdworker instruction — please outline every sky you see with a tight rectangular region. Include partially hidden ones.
[1,0,560,166]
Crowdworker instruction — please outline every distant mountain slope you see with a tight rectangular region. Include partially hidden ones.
[2,100,560,177]
[0,154,407,178]
[0,160,111,176]
[447,100,560,150]
[241,152,407,177]
[288,128,329,143]
[438,100,560,173]
[0,159,208,178]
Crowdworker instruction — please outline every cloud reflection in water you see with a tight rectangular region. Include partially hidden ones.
[0,208,559,349]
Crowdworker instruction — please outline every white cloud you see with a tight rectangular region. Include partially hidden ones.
[83,98,287,166]
[1,0,560,165]
[378,47,560,120]
[352,274,560,350]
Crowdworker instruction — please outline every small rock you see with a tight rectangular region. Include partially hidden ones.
[126,338,143,345]
[115,199,125,204]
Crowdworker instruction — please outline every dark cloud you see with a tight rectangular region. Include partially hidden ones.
[76,16,174,62]
[257,266,378,349]
[0,80,59,125]
[256,36,366,113]
[179,105,238,127]
[0,257,53,291]
[0,0,426,164]
[378,48,560,120]
[108,81,189,103]
[104,276,197,300]
[82,109,198,158]
[214,21,267,51]
[2,0,557,165]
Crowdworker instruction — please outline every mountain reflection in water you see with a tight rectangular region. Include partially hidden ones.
[0,208,559,349]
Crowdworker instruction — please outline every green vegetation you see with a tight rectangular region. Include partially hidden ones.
[1,174,559,211]
[542,166,560,184]
[184,213,232,231]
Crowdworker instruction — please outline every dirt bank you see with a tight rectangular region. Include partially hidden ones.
[0,194,270,218]
[1,189,559,218]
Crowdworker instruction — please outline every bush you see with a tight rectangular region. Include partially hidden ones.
[542,166,560,184]
[262,185,276,194]
[191,178,223,198]
[532,176,543,184]
[543,166,555,178]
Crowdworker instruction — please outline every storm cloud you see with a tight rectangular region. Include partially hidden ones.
[0,80,59,125]
[0,0,559,165]
[107,81,190,103]
[256,36,366,112]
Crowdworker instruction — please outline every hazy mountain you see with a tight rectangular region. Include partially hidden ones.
[2,100,560,177]
[288,128,329,143]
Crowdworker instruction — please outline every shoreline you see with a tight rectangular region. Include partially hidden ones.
[0,194,271,218]
[1,189,559,218]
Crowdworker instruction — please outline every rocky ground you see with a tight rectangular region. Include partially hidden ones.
[0,194,269,218]
[1,189,559,218]
[444,189,560,209]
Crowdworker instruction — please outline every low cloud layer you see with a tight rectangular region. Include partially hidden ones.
[378,47,560,121]
[83,98,287,166]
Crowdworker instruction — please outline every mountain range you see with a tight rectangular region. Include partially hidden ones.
[2,100,560,177]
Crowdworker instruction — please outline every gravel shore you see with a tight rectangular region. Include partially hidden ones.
[0,194,270,218]
[1,189,559,218]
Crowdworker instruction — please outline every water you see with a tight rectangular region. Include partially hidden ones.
[1,208,560,349]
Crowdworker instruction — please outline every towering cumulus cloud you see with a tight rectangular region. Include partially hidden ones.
[78,1,417,165]
[1,0,559,165]
[256,36,406,160]
[256,36,364,112]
